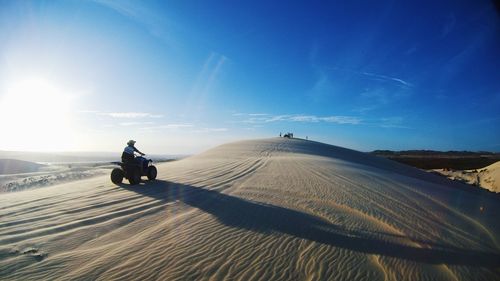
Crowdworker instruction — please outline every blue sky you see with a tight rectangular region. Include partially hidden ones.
[0,0,499,153]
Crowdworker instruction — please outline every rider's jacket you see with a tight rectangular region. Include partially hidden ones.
[122,145,138,163]
[124,146,136,155]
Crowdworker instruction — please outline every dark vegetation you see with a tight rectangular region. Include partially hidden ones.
[371,150,500,170]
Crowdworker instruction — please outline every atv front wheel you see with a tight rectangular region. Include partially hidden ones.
[111,168,124,184]
[147,166,157,180]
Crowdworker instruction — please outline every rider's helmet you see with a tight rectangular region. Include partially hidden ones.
[127,140,136,146]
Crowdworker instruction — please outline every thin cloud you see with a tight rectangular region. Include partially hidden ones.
[119,121,155,126]
[248,113,269,116]
[142,124,193,130]
[187,52,228,112]
[356,87,413,113]
[311,71,335,93]
[362,117,410,129]
[321,116,362,124]
[352,105,378,114]
[324,66,413,88]
[289,115,318,122]
[360,88,391,104]
[242,114,361,125]
[99,112,164,118]
[140,123,193,133]
[192,128,228,133]
[232,112,269,117]
[206,55,227,92]
[378,117,410,129]
[361,71,413,88]
[93,0,176,46]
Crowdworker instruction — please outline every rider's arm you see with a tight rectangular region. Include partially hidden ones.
[133,146,145,155]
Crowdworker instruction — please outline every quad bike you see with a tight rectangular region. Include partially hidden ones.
[111,156,157,185]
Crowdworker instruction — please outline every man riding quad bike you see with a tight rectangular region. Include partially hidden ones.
[111,140,157,185]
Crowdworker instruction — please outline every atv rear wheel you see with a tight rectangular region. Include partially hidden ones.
[111,168,124,184]
[147,166,157,180]
[128,168,141,185]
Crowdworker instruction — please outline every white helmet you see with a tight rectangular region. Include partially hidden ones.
[127,140,136,146]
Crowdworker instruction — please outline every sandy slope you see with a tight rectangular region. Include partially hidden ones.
[0,163,111,193]
[0,159,44,175]
[432,161,500,193]
[482,162,500,192]
[1,138,499,280]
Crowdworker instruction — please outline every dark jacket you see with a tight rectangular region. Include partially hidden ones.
[122,145,142,163]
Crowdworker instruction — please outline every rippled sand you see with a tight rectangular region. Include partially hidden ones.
[1,138,499,280]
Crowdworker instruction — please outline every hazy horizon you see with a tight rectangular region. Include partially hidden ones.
[1,136,499,156]
[1,1,499,154]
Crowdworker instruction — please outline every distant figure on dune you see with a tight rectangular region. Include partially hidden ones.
[122,140,145,166]
[280,132,282,137]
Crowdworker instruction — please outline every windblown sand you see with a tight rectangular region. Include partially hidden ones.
[1,138,499,280]
[432,161,500,193]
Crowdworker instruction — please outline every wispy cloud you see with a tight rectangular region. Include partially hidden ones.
[187,52,228,112]
[360,72,413,88]
[354,84,413,113]
[324,66,413,88]
[359,88,393,105]
[248,113,269,116]
[377,117,410,129]
[352,105,378,114]
[139,124,228,134]
[321,116,362,124]
[119,121,155,126]
[240,114,362,125]
[98,112,164,118]
[310,70,335,94]
[79,110,164,119]
[308,65,413,106]
[140,123,193,132]
[192,128,228,133]
[144,124,193,129]
[235,113,408,128]
[93,0,176,46]
[205,54,227,92]
[232,112,268,117]
[308,44,338,101]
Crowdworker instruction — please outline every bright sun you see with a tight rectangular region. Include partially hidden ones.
[0,77,75,151]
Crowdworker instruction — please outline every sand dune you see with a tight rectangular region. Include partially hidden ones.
[0,162,112,193]
[432,161,500,193]
[1,138,499,280]
[0,159,45,175]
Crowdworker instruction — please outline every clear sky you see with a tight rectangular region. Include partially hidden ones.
[0,0,499,154]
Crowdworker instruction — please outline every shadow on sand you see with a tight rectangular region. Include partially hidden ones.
[123,180,500,268]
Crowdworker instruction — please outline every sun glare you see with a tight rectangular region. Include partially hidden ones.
[0,77,75,151]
